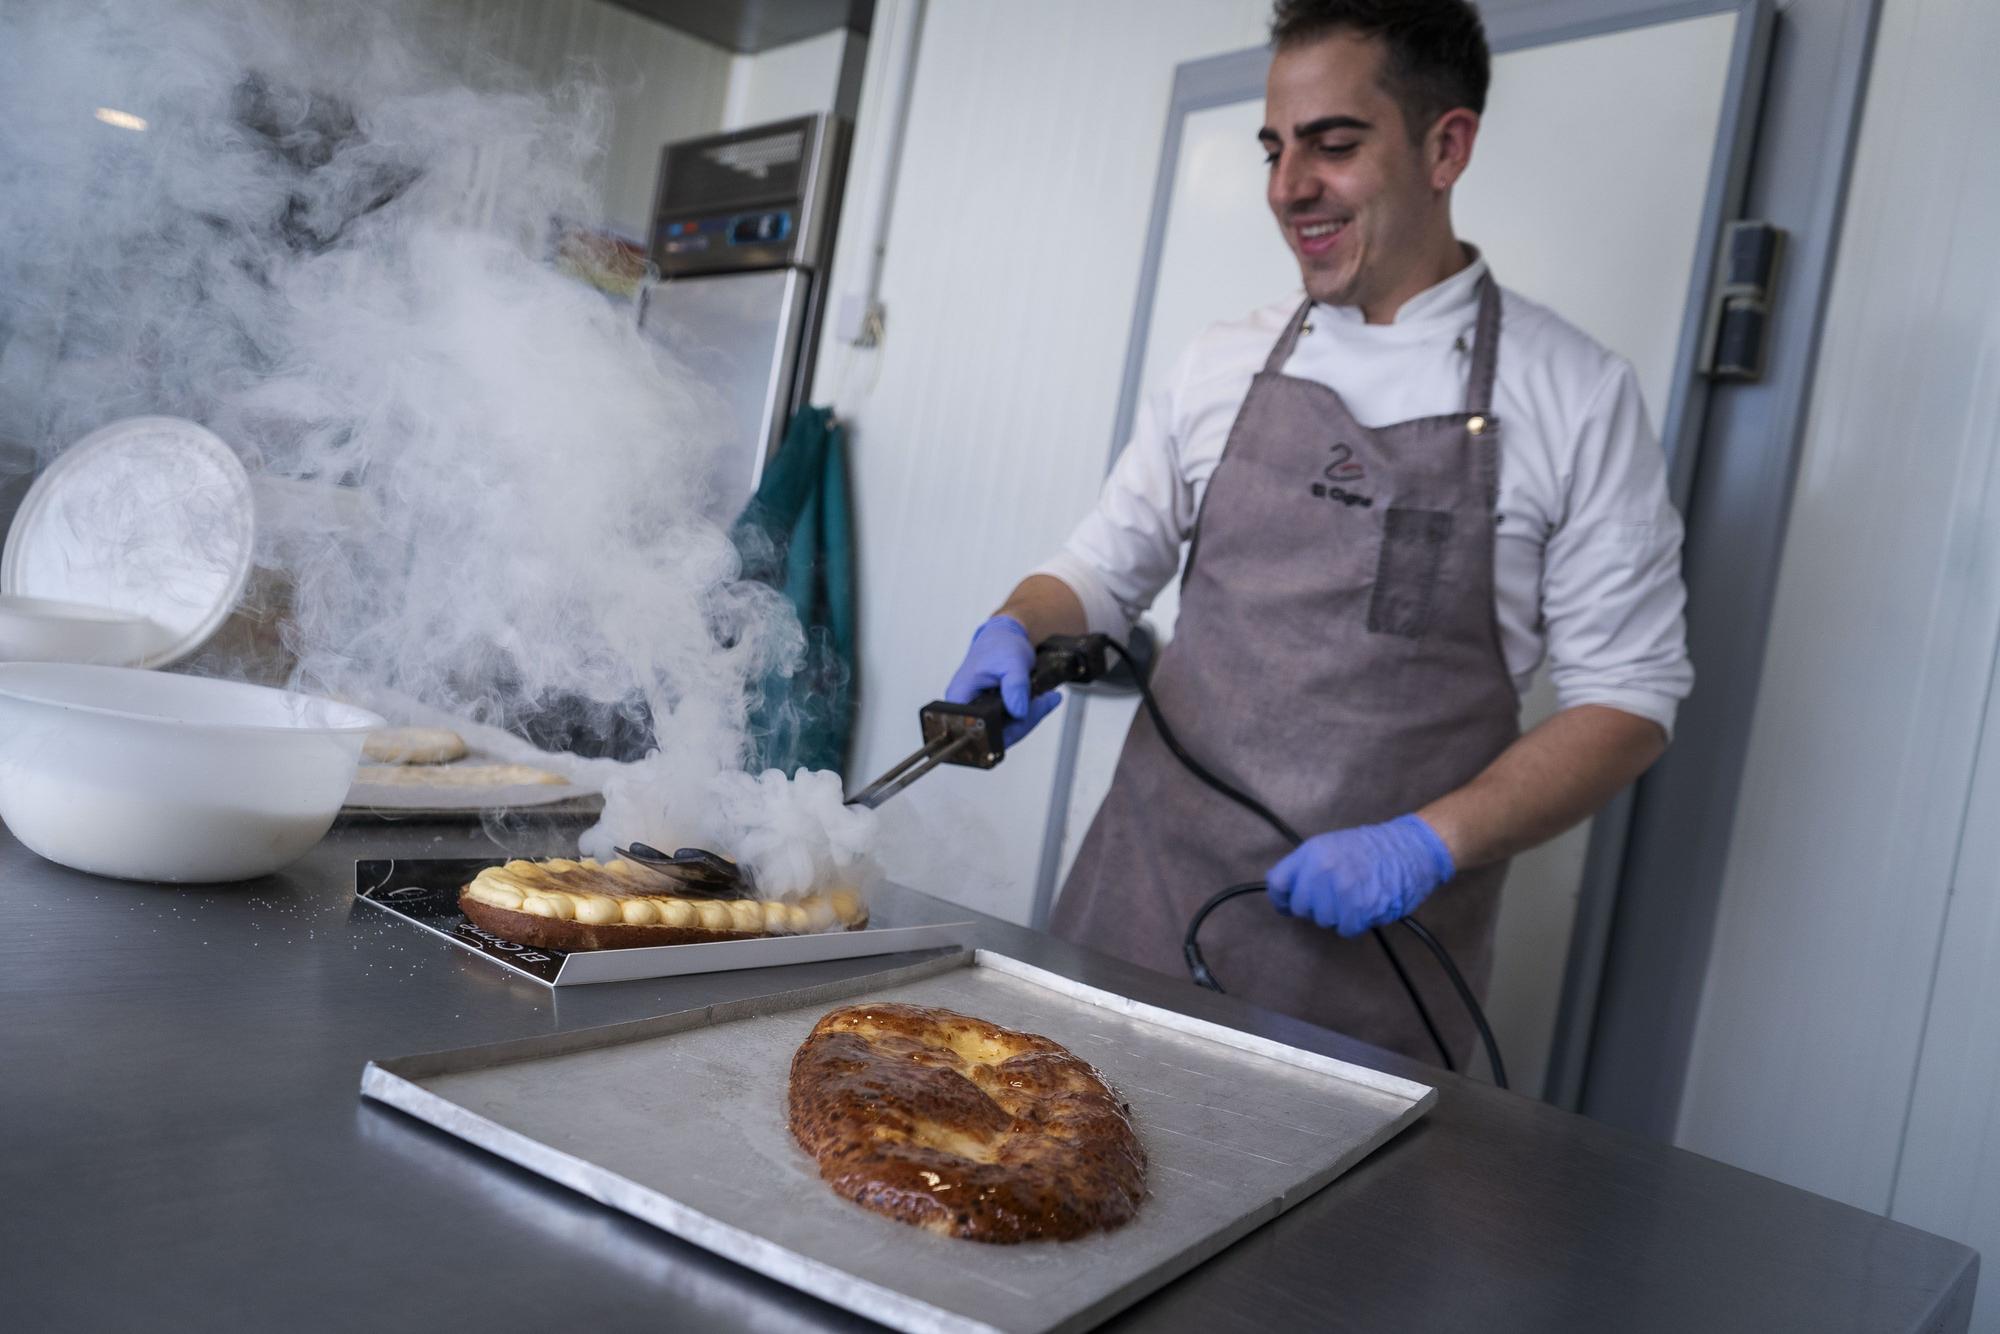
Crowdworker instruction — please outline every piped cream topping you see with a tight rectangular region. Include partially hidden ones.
[462,859,868,936]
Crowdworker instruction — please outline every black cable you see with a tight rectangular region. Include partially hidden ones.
[1182,885,1458,1074]
[1372,924,1456,1076]
[1181,882,1261,992]
[1106,636,1506,1088]
[1399,917,1508,1090]
[1106,639,1452,1069]
[1107,641,1305,846]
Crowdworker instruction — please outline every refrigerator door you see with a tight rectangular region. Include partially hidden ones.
[639,268,808,522]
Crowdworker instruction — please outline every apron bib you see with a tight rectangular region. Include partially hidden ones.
[1051,274,1521,1064]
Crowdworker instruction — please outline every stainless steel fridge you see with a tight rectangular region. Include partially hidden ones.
[638,114,850,522]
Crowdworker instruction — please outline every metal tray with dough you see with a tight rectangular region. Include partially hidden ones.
[360,949,1435,1334]
[342,750,601,816]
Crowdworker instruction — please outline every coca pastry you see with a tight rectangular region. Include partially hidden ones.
[788,1003,1147,1243]
[457,857,866,951]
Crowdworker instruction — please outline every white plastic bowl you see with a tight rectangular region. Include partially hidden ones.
[0,595,170,666]
[0,663,385,882]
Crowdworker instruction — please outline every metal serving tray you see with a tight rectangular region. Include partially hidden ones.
[342,747,604,818]
[361,950,1436,1332]
[354,858,979,986]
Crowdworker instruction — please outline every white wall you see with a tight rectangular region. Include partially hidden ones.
[722,30,853,131]
[814,0,1272,924]
[1673,0,2000,1320]
[426,0,734,238]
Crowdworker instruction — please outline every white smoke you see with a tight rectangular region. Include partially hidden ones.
[0,0,893,897]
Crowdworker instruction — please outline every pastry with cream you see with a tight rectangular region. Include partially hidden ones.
[457,857,866,951]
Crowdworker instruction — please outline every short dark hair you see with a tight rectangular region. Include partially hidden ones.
[1270,0,1490,137]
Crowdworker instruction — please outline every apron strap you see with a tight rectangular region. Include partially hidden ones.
[1263,299,1316,375]
[1465,272,1502,417]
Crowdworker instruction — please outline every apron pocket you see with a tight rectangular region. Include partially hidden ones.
[1368,508,1454,638]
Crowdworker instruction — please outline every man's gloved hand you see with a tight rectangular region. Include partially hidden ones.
[945,615,1062,746]
[1265,814,1456,937]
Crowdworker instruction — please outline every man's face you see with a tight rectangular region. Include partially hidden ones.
[1261,33,1457,310]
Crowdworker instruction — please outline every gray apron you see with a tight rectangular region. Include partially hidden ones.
[1051,274,1520,1065]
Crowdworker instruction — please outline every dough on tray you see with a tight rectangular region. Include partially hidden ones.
[354,761,565,787]
[361,726,468,764]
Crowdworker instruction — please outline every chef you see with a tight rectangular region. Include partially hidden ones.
[942,0,1693,1063]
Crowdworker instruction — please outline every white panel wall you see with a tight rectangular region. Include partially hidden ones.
[723,30,852,130]
[813,0,1272,923]
[1897,584,2000,1334]
[425,0,733,238]
[1458,14,1735,463]
[1673,0,2000,1296]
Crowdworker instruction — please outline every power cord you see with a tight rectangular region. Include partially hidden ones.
[1183,883,1455,1072]
[1101,637,1508,1088]
[1398,917,1508,1089]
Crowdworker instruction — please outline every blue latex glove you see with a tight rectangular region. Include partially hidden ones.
[1265,814,1456,937]
[944,615,1062,747]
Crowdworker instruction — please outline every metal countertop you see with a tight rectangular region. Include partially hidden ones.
[0,818,1977,1333]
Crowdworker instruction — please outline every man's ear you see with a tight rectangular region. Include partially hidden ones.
[1429,108,1480,192]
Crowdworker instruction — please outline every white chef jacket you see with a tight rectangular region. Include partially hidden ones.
[1035,256,1694,736]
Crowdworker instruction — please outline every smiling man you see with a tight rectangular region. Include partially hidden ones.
[942,0,1692,1064]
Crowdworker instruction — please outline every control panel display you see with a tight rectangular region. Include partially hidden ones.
[656,210,794,257]
[647,115,845,278]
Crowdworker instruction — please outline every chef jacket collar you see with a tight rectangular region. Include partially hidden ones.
[1314,244,1487,337]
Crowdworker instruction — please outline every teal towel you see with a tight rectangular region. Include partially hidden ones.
[734,405,856,776]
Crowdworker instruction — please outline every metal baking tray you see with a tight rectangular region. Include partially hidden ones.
[361,949,1435,1332]
[354,858,979,986]
[339,791,606,822]
[342,748,603,819]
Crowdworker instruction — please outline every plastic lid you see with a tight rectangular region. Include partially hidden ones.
[1,416,255,669]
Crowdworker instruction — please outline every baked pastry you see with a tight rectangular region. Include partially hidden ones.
[457,858,866,951]
[788,1003,1146,1243]
[362,726,467,764]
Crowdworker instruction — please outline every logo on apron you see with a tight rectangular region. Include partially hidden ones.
[1311,441,1373,507]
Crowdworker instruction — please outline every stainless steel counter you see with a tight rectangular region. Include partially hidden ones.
[0,818,1977,1332]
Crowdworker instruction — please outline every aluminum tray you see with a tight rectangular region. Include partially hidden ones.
[354,857,979,986]
[342,747,601,817]
[362,950,1435,1332]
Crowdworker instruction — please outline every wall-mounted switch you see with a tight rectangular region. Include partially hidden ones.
[1700,220,1786,381]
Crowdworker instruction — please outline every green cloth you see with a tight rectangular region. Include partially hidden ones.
[734,405,856,776]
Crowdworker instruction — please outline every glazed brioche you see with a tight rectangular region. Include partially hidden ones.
[457,858,866,951]
[787,1003,1147,1243]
